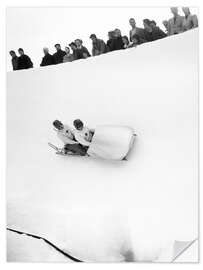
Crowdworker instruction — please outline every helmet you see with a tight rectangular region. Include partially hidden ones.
[73,119,84,130]
[53,120,63,130]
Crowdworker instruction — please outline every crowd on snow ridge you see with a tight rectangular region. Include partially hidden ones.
[9,7,198,71]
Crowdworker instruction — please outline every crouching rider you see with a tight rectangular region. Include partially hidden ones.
[73,119,95,149]
[53,120,88,156]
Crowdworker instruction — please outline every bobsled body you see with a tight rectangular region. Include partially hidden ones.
[87,125,135,161]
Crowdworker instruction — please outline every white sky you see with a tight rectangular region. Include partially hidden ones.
[6,7,198,70]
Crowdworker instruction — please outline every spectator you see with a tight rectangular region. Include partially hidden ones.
[162,20,169,35]
[182,7,198,31]
[129,18,146,43]
[53,44,66,64]
[63,47,74,63]
[9,50,18,71]
[128,34,141,48]
[17,48,33,70]
[143,19,154,42]
[74,39,91,60]
[40,47,56,67]
[122,36,130,49]
[113,29,124,50]
[150,20,167,40]
[89,34,107,56]
[106,31,115,52]
[168,7,184,35]
[143,19,166,42]
[69,42,78,60]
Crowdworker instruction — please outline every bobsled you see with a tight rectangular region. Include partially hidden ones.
[86,125,135,161]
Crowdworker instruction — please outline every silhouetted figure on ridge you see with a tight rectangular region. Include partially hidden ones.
[168,7,184,35]
[113,29,125,50]
[63,46,74,63]
[69,42,78,61]
[89,34,107,56]
[107,29,124,52]
[122,36,130,49]
[9,50,18,71]
[53,44,66,64]
[129,18,147,43]
[182,7,198,31]
[17,48,33,70]
[106,31,115,52]
[150,20,167,40]
[74,39,91,60]
[143,19,166,42]
[40,47,56,67]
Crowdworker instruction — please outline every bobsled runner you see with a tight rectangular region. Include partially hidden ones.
[48,142,77,156]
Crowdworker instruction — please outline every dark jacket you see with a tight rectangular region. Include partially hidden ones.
[151,27,167,40]
[18,54,33,70]
[92,39,107,56]
[75,46,91,60]
[107,37,124,52]
[130,27,147,43]
[11,56,19,70]
[143,30,152,42]
[106,38,115,52]
[112,36,124,51]
[40,53,56,66]
[144,27,167,42]
[53,49,66,64]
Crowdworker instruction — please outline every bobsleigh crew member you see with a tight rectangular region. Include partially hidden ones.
[53,120,87,156]
[73,119,95,146]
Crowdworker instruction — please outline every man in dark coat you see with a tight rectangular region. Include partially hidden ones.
[53,44,66,64]
[17,48,33,70]
[106,31,115,52]
[74,39,91,60]
[150,20,167,40]
[89,34,107,56]
[9,50,18,71]
[40,47,56,67]
[143,19,166,42]
[112,29,124,50]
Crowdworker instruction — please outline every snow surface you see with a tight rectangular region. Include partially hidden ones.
[7,230,72,262]
[7,29,198,262]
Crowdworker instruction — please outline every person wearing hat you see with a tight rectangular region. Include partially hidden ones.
[73,119,94,147]
[89,34,107,56]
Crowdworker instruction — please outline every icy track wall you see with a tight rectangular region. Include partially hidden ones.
[7,29,198,262]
